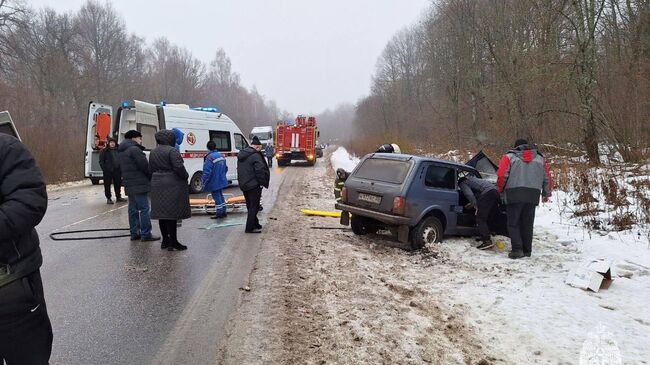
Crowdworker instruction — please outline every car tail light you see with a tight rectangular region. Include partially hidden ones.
[341,187,348,202]
[393,196,406,215]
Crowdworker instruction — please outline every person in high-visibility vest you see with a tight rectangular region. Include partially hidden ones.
[334,168,348,202]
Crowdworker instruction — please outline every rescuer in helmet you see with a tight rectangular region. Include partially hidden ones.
[376,143,401,154]
[334,168,349,203]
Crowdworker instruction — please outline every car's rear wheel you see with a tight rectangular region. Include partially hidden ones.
[189,172,203,194]
[351,215,378,235]
[410,216,443,250]
[90,178,101,185]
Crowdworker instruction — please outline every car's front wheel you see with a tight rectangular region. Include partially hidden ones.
[410,216,443,250]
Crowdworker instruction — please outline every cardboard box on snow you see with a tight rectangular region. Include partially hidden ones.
[565,259,614,293]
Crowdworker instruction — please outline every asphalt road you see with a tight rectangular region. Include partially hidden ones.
[38,165,289,365]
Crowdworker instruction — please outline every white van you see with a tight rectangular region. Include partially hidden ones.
[249,125,274,147]
[84,100,249,193]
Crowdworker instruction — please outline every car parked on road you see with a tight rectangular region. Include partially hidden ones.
[335,152,508,250]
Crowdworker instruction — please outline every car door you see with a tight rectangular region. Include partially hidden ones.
[421,163,459,233]
[85,101,113,180]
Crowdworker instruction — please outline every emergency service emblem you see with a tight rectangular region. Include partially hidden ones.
[186,132,196,146]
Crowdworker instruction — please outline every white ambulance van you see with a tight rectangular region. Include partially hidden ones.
[249,125,274,147]
[85,100,249,193]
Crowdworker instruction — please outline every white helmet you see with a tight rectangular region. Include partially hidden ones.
[390,143,401,154]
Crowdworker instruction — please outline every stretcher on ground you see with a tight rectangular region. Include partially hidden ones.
[190,194,247,215]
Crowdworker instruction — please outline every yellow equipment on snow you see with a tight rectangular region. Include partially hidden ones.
[300,209,350,218]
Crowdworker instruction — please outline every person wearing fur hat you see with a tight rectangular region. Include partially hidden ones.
[118,130,160,242]
[496,138,553,259]
[99,137,125,204]
[237,136,270,233]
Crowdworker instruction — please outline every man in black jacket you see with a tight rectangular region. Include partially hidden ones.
[0,134,53,364]
[237,136,270,233]
[459,175,500,250]
[99,137,125,205]
[118,130,160,242]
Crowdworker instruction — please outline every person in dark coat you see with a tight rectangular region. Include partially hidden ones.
[264,143,274,167]
[459,175,500,250]
[496,139,553,259]
[149,129,192,251]
[99,137,125,204]
[0,134,53,364]
[202,141,229,219]
[118,130,160,242]
[237,136,270,233]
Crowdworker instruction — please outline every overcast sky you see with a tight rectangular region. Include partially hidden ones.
[27,0,430,114]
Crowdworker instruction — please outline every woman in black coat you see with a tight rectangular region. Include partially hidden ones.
[149,129,191,250]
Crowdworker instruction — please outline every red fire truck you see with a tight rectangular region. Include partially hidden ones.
[274,115,319,166]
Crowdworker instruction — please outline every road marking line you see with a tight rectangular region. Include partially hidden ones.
[54,205,128,232]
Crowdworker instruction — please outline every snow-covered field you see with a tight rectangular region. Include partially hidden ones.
[329,146,650,364]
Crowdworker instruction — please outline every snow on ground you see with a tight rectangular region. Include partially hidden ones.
[46,179,88,192]
[221,148,649,364]
[330,146,360,172]
[327,147,650,363]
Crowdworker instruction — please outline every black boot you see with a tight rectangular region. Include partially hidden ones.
[508,250,525,259]
[161,237,169,250]
[168,241,187,251]
[477,239,495,250]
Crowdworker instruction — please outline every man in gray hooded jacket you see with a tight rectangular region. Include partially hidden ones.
[496,139,553,259]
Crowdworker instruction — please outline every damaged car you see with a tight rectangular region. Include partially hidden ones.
[335,151,508,250]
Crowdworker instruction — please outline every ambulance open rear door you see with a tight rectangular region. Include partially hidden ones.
[85,102,113,185]
[115,100,161,151]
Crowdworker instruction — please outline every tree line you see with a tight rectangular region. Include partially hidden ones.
[0,0,282,182]
[350,0,648,164]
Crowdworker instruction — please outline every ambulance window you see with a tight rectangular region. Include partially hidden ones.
[137,124,158,150]
[209,130,231,152]
[234,133,248,150]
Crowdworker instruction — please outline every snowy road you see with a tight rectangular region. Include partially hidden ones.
[39,166,287,365]
[34,148,650,364]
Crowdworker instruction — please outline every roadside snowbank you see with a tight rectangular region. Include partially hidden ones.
[46,179,87,192]
[330,146,360,172]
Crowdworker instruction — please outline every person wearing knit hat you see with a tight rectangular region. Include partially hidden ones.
[99,137,126,204]
[495,138,553,259]
[514,138,528,148]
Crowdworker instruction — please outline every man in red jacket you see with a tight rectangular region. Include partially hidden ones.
[496,139,553,259]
